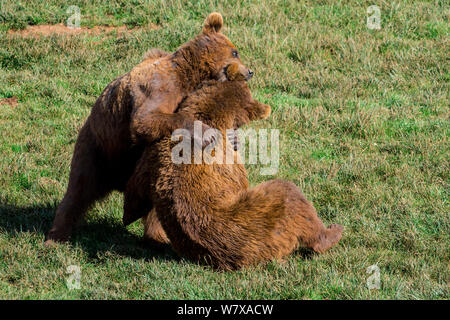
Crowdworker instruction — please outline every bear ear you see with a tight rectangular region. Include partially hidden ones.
[203,12,223,33]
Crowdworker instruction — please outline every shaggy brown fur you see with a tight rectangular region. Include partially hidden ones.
[124,72,343,271]
[45,13,253,245]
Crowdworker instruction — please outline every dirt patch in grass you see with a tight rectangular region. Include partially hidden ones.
[7,23,159,38]
[0,97,19,107]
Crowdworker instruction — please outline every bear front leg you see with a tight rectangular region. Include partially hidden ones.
[130,91,218,149]
[124,186,169,249]
[130,88,185,143]
[123,149,169,246]
[123,162,154,226]
[142,208,170,249]
[132,110,218,149]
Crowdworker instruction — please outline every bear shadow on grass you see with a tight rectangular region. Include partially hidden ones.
[0,201,178,263]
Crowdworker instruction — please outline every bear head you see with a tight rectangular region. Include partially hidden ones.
[178,63,271,131]
[174,13,253,82]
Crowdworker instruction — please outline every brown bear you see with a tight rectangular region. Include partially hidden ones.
[124,66,344,270]
[45,13,252,245]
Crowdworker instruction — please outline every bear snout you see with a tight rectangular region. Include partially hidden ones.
[246,69,254,80]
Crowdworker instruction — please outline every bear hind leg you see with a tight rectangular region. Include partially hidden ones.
[45,125,112,245]
[311,224,343,254]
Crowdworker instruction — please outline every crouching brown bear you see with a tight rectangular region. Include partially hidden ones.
[45,12,253,245]
[124,64,343,271]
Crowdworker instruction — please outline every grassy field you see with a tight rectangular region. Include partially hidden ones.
[0,0,448,299]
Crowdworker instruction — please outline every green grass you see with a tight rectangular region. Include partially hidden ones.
[0,0,448,299]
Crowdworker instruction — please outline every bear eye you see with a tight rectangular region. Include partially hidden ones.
[232,50,239,58]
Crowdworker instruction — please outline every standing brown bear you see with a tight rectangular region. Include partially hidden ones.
[124,65,344,271]
[45,13,252,245]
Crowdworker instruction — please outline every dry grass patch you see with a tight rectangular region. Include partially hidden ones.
[0,97,19,107]
[7,23,159,38]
